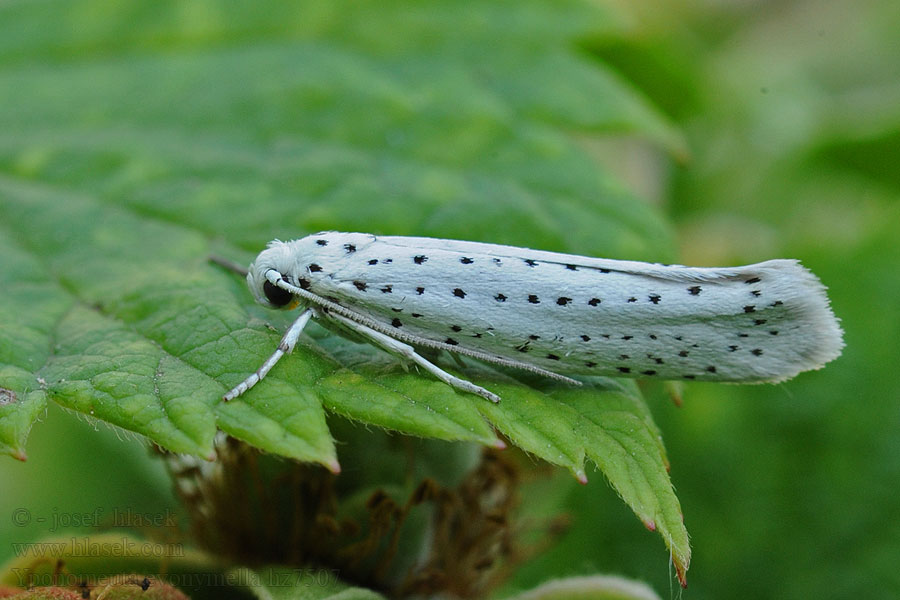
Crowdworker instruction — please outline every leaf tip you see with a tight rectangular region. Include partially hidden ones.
[675,563,688,588]
[664,381,684,407]
[575,470,588,485]
[326,459,342,474]
[14,449,27,462]
[491,438,507,450]
[643,519,656,532]
[671,552,690,588]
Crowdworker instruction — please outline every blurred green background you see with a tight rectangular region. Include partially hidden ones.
[1,0,898,598]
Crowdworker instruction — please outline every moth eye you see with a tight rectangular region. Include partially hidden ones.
[263,280,293,307]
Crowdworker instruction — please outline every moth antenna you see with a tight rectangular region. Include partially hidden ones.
[209,254,250,277]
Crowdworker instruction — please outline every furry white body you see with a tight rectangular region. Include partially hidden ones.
[225,232,843,402]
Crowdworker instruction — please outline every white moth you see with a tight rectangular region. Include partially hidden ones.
[224,232,843,403]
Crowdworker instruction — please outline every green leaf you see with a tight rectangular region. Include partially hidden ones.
[228,567,387,600]
[0,227,62,461]
[0,0,687,573]
[0,377,45,462]
[560,383,688,583]
[480,378,688,581]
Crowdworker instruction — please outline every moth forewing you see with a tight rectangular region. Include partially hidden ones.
[224,231,844,403]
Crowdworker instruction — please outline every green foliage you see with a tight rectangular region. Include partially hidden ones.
[565,1,900,599]
[231,567,388,600]
[0,0,692,595]
[5,0,893,598]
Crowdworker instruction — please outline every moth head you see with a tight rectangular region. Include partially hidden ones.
[246,240,302,310]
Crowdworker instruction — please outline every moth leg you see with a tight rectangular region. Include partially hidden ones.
[223,308,314,401]
[324,312,501,404]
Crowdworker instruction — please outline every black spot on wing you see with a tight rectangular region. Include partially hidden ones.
[688,286,702,295]
[453,288,467,298]
[527,294,540,304]
[353,281,367,291]
[460,257,474,264]
[344,243,356,253]
[316,239,328,246]
[414,255,428,264]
